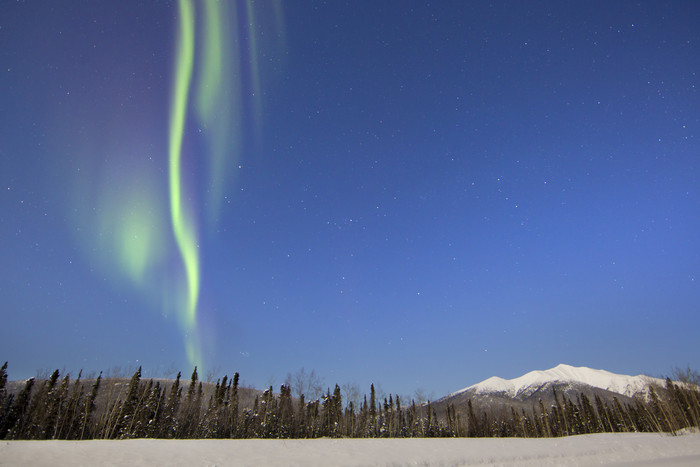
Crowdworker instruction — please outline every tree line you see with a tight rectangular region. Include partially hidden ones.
[1,362,698,440]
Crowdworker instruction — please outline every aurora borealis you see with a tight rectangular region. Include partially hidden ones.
[169,0,199,363]
[166,0,281,366]
[1,1,699,397]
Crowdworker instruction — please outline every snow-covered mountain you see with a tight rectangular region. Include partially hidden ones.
[454,364,663,400]
[433,364,666,414]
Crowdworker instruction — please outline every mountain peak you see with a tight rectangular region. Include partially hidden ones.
[455,364,662,399]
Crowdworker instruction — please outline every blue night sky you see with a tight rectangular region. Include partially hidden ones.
[1,1,699,398]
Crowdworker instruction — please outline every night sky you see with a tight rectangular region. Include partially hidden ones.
[1,1,699,399]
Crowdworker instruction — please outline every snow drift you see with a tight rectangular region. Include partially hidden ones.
[1,432,699,466]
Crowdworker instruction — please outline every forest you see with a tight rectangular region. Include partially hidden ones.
[1,362,698,440]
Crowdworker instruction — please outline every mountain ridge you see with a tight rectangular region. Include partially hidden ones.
[443,364,663,401]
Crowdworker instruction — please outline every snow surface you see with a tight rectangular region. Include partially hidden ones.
[1,432,699,466]
[454,364,662,398]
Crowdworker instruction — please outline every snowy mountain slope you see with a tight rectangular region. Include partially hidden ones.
[432,364,668,417]
[453,364,663,399]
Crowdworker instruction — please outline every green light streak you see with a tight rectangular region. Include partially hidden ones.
[272,0,286,49]
[169,0,199,334]
[196,0,224,118]
[245,0,263,133]
[195,0,241,225]
[67,0,286,373]
[165,0,286,369]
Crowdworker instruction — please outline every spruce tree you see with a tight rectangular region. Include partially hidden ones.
[331,384,342,436]
[178,367,200,438]
[538,399,551,437]
[595,395,614,432]
[148,384,166,438]
[79,372,101,440]
[115,367,142,439]
[394,396,404,437]
[0,362,9,435]
[0,362,7,405]
[24,369,60,439]
[296,393,306,438]
[160,371,181,438]
[367,384,377,437]
[2,378,34,439]
[45,373,71,439]
[344,401,355,437]
[279,384,294,438]
[666,378,691,429]
[132,380,162,438]
[552,387,567,436]
[578,393,599,433]
[55,371,85,439]
[467,399,479,437]
[228,372,239,438]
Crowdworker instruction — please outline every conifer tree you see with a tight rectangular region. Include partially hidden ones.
[192,381,204,437]
[114,367,142,438]
[2,378,34,439]
[637,397,662,432]
[79,372,101,440]
[344,401,355,437]
[55,370,84,439]
[148,385,166,438]
[394,396,404,437]
[552,387,567,436]
[532,407,543,437]
[178,367,200,438]
[0,362,7,408]
[200,377,226,438]
[565,398,579,435]
[331,384,342,436]
[666,378,691,429]
[578,393,599,433]
[187,367,198,399]
[296,393,306,438]
[538,399,551,437]
[594,395,614,432]
[0,395,11,439]
[467,399,479,437]
[425,401,433,437]
[24,369,60,439]
[367,384,377,437]
[259,386,279,438]
[228,372,239,438]
[132,380,162,438]
[611,397,631,432]
[305,399,320,438]
[520,408,533,437]
[0,362,8,438]
[279,384,294,438]
[160,371,181,438]
[406,400,416,437]
[358,395,368,437]
[45,373,71,439]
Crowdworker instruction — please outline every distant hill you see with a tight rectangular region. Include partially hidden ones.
[6,374,263,415]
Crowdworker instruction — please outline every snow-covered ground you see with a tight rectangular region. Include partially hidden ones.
[2,432,699,466]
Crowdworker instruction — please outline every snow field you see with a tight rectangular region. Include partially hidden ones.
[1,432,699,467]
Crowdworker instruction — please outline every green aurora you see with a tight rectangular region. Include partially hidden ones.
[168,0,283,367]
[65,0,285,370]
